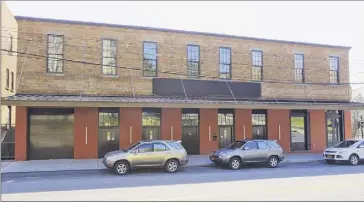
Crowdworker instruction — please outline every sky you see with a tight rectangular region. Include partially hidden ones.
[5,1,364,92]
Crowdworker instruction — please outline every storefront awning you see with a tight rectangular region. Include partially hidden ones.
[2,94,364,110]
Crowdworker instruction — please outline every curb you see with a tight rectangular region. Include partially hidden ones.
[2,160,324,176]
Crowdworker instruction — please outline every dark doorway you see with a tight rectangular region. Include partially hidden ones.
[218,109,234,148]
[142,108,161,141]
[28,108,74,160]
[290,110,309,151]
[252,110,267,140]
[181,109,200,154]
[326,110,344,148]
[98,108,120,158]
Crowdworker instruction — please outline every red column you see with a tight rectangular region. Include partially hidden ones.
[119,108,142,149]
[344,110,352,140]
[74,108,98,159]
[310,110,326,153]
[199,108,218,154]
[15,106,27,161]
[161,108,182,141]
[267,109,290,152]
[234,109,252,140]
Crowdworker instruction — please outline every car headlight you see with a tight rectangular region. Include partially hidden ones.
[219,152,228,158]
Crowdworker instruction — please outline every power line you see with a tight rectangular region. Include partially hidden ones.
[3,48,363,86]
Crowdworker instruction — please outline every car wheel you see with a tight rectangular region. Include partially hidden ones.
[325,160,335,164]
[165,159,180,173]
[349,154,359,166]
[268,156,279,168]
[229,157,241,170]
[114,161,130,175]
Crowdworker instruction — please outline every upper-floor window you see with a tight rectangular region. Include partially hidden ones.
[329,56,339,84]
[5,69,9,89]
[252,50,263,81]
[11,72,14,91]
[219,47,231,79]
[294,54,304,83]
[187,45,200,78]
[102,39,117,75]
[143,42,157,77]
[47,34,64,73]
[7,33,13,55]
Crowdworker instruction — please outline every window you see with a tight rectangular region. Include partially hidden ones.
[137,144,153,153]
[257,141,269,149]
[102,39,117,75]
[182,113,199,126]
[187,45,200,78]
[244,141,258,150]
[6,33,13,55]
[142,109,161,140]
[10,72,14,91]
[218,113,234,126]
[267,140,281,149]
[252,110,267,139]
[153,143,169,152]
[168,142,184,150]
[294,54,304,83]
[47,34,64,73]
[333,140,358,148]
[329,56,339,84]
[219,47,231,79]
[5,69,9,89]
[143,42,157,77]
[252,50,263,81]
[227,141,247,149]
[99,109,119,127]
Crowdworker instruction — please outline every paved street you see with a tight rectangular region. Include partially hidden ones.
[2,162,364,201]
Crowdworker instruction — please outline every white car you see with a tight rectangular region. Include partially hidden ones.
[323,139,364,166]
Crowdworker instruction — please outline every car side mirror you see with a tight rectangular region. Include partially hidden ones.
[131,150,138,155]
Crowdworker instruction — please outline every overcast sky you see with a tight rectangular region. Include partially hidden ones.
[5,1,364,90]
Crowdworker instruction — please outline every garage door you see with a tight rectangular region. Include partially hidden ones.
[28,108,74,160]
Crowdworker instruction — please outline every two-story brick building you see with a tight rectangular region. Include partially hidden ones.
[2,16,363,161]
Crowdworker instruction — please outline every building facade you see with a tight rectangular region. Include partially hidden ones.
[2,16,362,161]
[1,2,17,128]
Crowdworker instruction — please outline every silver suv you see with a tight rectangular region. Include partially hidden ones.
[209,139,284,170]
[103,140,189,175]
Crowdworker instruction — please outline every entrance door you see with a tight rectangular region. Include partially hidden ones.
[28,108,74,160]
[182,126,199,154]
[253,126,266,140]
[98,128,119,158]
[142,127,160,140]
[219,126,233,148]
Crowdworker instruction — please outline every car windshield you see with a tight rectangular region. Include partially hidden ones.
[227,141,247,149]
[124,142,141,152]
[333,140,358,148]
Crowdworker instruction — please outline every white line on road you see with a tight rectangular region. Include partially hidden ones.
[4,180,14,184]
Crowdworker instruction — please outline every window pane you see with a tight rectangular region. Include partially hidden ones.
[294,54,304,69]
[99,111,119,127]
[218,113,234,126]
[144,42,157,60]
[47,54,63,73]
[252,66,262,81]
[154,143,168,152]
[219,47,231,79]
[252,114,266,126]
[142,112,161,126]
[6,69,9,88]
[137,144,153,153]
[11,72,14,90]
[168,142,184,150]
[244,141,258,149]
[252,51,262,66]
[182,113,199,126]
[257,141,269,149]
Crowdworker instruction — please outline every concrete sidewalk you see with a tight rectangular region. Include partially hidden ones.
[1,153,323,174]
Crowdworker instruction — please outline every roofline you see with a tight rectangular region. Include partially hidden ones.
[15,16,352,50]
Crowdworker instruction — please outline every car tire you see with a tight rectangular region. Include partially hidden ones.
[228,157,241,170]
[165,159,180,173]
[349,154,359,166]
[325,160,335,164]
[113,161,130,175]
[268,156,279,168]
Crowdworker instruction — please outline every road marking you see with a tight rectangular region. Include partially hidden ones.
[4,180,14,184]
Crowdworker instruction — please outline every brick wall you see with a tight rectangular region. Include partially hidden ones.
[16,18,350,101]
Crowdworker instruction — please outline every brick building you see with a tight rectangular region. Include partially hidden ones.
[2,16,363,161]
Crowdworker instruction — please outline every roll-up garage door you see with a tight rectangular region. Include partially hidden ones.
[28,108,74,160]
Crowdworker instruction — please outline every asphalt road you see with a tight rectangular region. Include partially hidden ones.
[2,162,364,201]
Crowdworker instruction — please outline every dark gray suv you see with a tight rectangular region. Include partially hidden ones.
[209,139,284,170]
